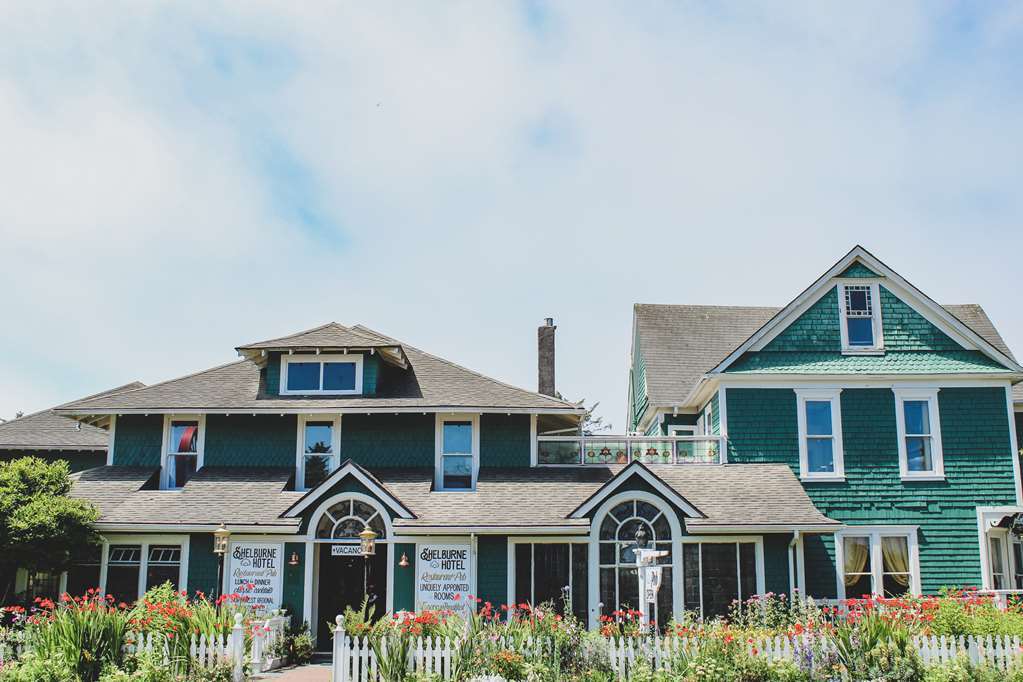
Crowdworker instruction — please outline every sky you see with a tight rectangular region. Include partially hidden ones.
[1,2,1022,429]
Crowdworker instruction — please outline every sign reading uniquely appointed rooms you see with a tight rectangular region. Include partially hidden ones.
[228,542,284,613]
[416,544,472,614]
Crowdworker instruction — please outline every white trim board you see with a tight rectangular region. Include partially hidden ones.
[568,461,703,519]
[282,460,414,519]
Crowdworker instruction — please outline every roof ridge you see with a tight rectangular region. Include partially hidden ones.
[236,321,343,349]
[60,360,250,410]
[353,325,581,409]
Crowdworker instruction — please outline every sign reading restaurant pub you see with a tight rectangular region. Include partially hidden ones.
[228,543,284,613]
[416,543,472,614]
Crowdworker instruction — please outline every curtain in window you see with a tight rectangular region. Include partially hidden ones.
[843,537,870,587]
[881,537,910,587]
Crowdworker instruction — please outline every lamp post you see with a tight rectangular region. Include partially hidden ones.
[633,525,665,629]
[213,523,231,603]
[359,525,378,603]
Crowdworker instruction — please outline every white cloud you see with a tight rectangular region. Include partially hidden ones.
[1,2,1021,428]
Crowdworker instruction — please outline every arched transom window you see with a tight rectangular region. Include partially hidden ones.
[314,499,387,540]
[598,499,674,626]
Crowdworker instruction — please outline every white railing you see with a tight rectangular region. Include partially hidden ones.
[0,612,288,680]
[537,435,724,466]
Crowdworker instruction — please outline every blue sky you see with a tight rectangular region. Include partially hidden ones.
[1,2,1021,428]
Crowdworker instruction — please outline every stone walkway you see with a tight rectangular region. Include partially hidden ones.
[251,662,332,681]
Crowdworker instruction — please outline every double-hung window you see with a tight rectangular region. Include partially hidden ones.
[297,414,341,491]
[837,527,918,599]
[893,389,944,480]
[838,283,883,352]
[280,354,363,395]
[162,415,205,489]
[435,414,478,491]
[795,389,844,480]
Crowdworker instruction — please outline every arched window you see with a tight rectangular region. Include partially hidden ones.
[597,499,674,627]
[314,498,387,540]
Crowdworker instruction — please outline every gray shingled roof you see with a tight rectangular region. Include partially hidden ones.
[377,463,836,530]
[71,463,834,531]
[72,466,303,528]
[237,322,400,352]
[0,382,144,450]
[634,303,1019,408]
[55,326,580,414]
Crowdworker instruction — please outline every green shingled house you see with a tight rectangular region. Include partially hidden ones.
[628,246,1023,606]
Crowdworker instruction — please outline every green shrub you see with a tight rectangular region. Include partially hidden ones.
[0,651,78,682]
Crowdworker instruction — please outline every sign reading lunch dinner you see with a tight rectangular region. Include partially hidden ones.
[228,543,284,613]
[416,544,472,614]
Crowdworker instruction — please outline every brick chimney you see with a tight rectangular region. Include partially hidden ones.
[538,318,557,397]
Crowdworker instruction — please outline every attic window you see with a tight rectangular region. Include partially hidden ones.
[838,283,883,352]
[280,354,364,395]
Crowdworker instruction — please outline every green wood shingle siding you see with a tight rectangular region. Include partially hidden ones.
[112,415,162,466]
[476,536,508,608]
[804,535,838,599]
[630,334,649,432]
[839,263,878,278]
[481,414,531,467]
[393,543,415,611]
[187,533,220,596]
[727,350,1007,374]
[658,414,699,436]
[763,533,792,596]
[205,415,296,468]
[879,287,961,351]
[341,414,434,468]
[726,386,1018,594]
[283,543,305,626]
[762,287,841,352]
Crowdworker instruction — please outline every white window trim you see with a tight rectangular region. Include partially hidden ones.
[893,388,945,481]
[702,404,714,435]
[296,414,342,492]
[667,425,696,437]
[280,353,364,396]
[835,526,920,599]
[434,413,480,492]
[838,282,885,354]
[988,530,1012,591]
[98,534,190,601]
[507,537,590,618]
[160,414,206,490]
[795,389,845,482]
[679,536,766,620]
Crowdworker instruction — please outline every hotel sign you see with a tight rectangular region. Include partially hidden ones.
[416,543,471,614]
[228,542,284,613]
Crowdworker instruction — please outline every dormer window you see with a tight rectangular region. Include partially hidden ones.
[280,354,364,395]
[838,283,883,353]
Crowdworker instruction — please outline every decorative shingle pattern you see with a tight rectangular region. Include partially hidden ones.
[726,350,1010,374]
[0,382,143,450]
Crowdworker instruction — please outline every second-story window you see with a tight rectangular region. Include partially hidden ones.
[297,414,340,491]
[894,389,944,480]
[280,354,364,395]
[838,283,883,352]
[435,414,478,491]
[162,415,205,489]
[795,389,844,481]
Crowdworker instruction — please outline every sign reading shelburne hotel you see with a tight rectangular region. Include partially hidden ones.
[416,544,471,614]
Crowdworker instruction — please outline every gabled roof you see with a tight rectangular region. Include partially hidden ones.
[55,325,581,416]
[236,322,408,368]
[282,459,415,519]
[569,461,704,519]
[633,247,1022,411]
[0,382,144,450]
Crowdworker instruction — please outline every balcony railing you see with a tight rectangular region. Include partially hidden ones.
[537,435,725,466]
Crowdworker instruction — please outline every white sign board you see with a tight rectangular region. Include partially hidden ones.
[331,544,362,557]
[416,544,471,614]
[644,566,662,603]
[228,542,284,613]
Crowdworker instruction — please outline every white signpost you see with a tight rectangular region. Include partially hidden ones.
[635,548,667,627]
[227,542,284,613]
[415,543,472,615]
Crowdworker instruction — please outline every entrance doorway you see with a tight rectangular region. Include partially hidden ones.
[316,544,388,649]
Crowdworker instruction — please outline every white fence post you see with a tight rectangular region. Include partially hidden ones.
[231,613,245,682]
[333,615,347,682]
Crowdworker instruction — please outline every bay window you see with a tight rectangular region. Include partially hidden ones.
[837,527,918,599]
[795,389,845,480]
[894,389,944,480]
[161,415,205,489]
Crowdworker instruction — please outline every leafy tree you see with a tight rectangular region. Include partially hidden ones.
[0,456,101,603]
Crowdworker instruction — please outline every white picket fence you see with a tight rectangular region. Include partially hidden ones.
[331,621,1023,682]
[0,613,287,680]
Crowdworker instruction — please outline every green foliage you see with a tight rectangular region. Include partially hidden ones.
[272,620,313,665]
[0,457,101,599]
[0,651,77,682]
[930,597,1023,638]
[23,593,130,681]
[923,656,1023,682]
